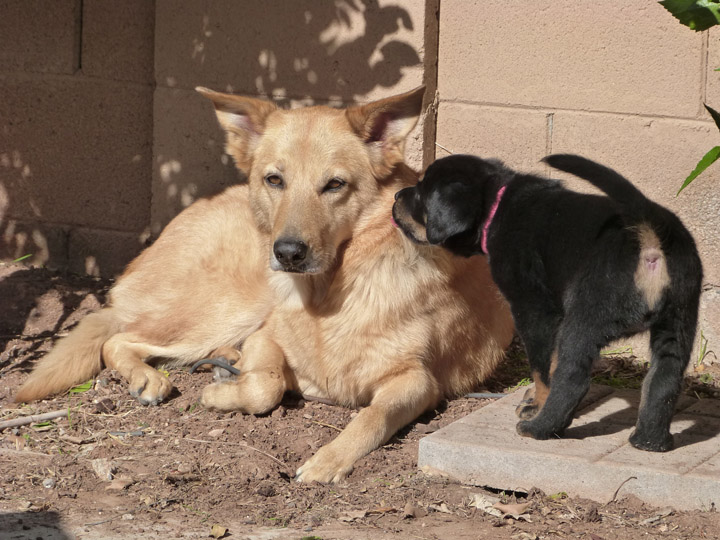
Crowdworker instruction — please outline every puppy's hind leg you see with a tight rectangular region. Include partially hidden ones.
[510,301,562,420]
[516,321,597,440]
[629,298,698,452]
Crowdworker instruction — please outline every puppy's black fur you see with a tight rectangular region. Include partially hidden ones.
[393,154,702,451]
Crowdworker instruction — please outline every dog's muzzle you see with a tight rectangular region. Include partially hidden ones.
[273,238,310,273]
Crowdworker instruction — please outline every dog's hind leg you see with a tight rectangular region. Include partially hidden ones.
[102,333,175,406]
[629,300,698,452]
[515,318,598,440]
[510,301,562,420]
[200,328,291,414]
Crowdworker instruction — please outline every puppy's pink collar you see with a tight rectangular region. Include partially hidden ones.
[481,185,506,254]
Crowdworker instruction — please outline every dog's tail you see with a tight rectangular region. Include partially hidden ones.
[542,154,650,216]
[15,308,119,403]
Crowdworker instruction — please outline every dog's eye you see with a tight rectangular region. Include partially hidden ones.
[265,174,284,188]
[323,178,346,193]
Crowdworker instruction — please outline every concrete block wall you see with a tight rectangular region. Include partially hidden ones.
[0,0,155,276]
[436,0,720,361]
[1,1,717,357]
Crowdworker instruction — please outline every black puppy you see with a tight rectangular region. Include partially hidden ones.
[393,154,702,451]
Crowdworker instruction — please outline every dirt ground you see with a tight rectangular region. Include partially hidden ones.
[1,261,719,539]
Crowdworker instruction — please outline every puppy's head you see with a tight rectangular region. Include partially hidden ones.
[393,155,504,257]
[198,86,425,274]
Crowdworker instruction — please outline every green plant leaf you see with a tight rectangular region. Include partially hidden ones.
[68,380,93,394]
[704,103,720,131]
[13,254,32,262]
[660,0,720,31]
[677,145,720,194]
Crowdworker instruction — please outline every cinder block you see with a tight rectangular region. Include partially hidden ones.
[550,111,720,284]
[435,102,549,173]
[68,227,146,278]
[0,74,153,231]
[0,219,68,269]
[155,0,426,101]
[438,0,702,117]
[0,0,80,74]
[419,386,720,510]
[81,0,155,83]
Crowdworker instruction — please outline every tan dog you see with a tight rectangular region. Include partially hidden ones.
[15,87,514,483]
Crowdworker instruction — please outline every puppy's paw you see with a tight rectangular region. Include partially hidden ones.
[629,429,673,452]
[515,400,540,420]
[128,368,173,406]
[516,419,558,440]
[295,446,354,484]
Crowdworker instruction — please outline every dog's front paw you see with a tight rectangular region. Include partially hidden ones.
[516,419,558,440]
[295,445,354,484]
[128,368,173,406]
[629,429,673,452]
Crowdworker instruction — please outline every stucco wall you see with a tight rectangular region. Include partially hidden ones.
[436,0,720,359]
[0,1,718,357]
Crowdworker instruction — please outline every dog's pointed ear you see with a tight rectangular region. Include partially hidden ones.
[196,87,278,173]
[345,86,425,178]
[425,186,477,245]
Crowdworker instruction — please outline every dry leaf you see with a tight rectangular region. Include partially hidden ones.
[419,465,451,478]
[493,501,532,520]
[338,510,367,522]
[469,493,503,517]
[208,428,225,438]
[403,502,427,519]
[210,524,228,538]
[428,503,452,514]
[105,475,133,491]
[368,506,396,515]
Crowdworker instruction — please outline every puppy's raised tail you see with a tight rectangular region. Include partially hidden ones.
[15,308,119,403]
[543,154,649,215]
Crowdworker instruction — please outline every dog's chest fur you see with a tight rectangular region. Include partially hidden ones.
[265,233,444,406]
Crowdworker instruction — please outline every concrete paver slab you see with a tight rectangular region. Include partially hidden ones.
[419,385,720,510]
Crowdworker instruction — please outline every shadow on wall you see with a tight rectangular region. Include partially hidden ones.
[152,0,424,233]
[173,0,421,101]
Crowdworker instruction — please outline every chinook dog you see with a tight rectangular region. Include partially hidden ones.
[16,88,514,482]
[393,153,702,451]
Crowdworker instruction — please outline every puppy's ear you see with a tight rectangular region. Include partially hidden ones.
[425,185,477,245]
[345,86,425,178]
[196,87,278,173]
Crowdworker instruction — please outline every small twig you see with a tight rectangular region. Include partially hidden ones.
[0,409,68,430]
[0,448,52,458]
[312,420,342,432]
[608,476,637,504]
[183,438,287,470]
[435,142,455,155]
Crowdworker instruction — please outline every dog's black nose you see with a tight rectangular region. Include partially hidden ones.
[273,239,308,266]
